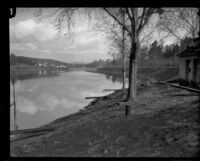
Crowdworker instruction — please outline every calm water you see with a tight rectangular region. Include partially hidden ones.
[10,70,127,130]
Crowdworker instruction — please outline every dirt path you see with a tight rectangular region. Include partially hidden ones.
[10,83,199,157]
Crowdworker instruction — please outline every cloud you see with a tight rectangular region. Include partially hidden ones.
[17,97,39,115]
[10,42,37,51]
[63,31,107,54]
[26,43,37,50]
[13,19,58,42]
[40,49,52,53]
[15,92,84,115]
[10,42,54,54]
[10,17,109,63]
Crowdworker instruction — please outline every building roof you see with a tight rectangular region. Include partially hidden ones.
[177,37,200,57]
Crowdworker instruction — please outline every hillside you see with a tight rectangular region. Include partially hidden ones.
[10,54,70,68]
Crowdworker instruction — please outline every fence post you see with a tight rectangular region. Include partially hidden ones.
[125,105,130,116]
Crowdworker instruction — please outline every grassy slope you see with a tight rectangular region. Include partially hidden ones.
[96,67,179,83]
[10,67,199,157]
[10,88,199,157]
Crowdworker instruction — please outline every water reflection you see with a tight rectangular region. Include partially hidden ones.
[104,73,124,84]
[10,69,61,83]
[10,71,123,130]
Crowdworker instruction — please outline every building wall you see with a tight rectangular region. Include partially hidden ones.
[188,58,193,82]
[179,58,186,79]
[197,58,200,84]
[178,55,200,84]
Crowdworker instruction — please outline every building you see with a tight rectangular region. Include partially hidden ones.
[177,37,200,87]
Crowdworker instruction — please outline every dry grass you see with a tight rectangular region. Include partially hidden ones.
[10,83,199,157]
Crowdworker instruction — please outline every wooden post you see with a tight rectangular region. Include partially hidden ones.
[85,96,106,99]
[12,77,18,131]
[103,89,120,92]
[125,105,130,116]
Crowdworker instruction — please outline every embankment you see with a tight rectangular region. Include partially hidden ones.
[96,67,179,82]
[10,67,199,157]
[10,83,199,157]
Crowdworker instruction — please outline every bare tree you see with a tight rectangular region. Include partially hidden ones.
[34,8,163,105]
[157,8,199,45]
[103,8,163,103]
[94,10,129,95]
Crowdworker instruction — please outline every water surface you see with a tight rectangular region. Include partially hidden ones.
[10,70,127,130]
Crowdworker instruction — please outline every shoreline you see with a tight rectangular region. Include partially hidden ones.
[10,88,120,135]
[10,81,199,157]
[10,67,179,134]
[10,67,200,157]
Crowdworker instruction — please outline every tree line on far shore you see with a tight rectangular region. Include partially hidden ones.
[82,36,193,68]
[10,54,69,68]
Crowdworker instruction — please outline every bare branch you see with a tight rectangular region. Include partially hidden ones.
[125,8,132,21]
[157,8,199,40]
[103,8,132,36]
[137,8,146,33]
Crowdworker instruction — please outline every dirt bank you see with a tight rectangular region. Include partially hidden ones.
[10,82,199,157]
[95,67,179,82]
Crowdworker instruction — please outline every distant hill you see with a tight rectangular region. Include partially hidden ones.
[10,54,70,68]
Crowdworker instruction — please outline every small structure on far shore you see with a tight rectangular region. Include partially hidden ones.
[177,37,200,87]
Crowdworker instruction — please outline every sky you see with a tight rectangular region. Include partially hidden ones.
[9,8,181,64]
[9,8,111,63]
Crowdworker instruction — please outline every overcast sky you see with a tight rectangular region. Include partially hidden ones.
[9,8,180,64]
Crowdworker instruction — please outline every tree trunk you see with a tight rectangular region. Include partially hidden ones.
[122,55,126,94]
[122,26,126,95]
[127,41,138,102]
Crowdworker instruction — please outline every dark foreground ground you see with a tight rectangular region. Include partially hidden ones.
[10,81,200,157]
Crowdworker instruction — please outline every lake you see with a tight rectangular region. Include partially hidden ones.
[10,70,127,130]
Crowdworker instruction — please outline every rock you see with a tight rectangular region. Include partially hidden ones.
[140,83,145,87]
[10,152,18,157]
[87,144,101,154]
[54,140,59,144]
[146,80,151,86]
[115,135,127,146]
[149,151,160,157]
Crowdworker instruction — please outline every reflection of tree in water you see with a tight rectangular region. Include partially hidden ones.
[111,76,117,83]
[104,73,123,84]
[10,69,60,83]
[105,74,111,80]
